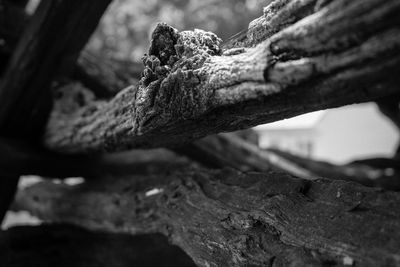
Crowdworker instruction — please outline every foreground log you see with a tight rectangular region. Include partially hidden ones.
[45,0,400,153]
[15,167,400,267]
[0,224,196,267]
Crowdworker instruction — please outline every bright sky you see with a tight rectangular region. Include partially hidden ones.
[254,110,326,130]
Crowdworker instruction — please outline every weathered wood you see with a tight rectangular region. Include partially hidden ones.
[15,167,400,267]
[265,148,400,190]
[44,0,400,153]
[178,134,400,190]
[174,132,271,172]
[0,0,111,223]
[0,224,196,267]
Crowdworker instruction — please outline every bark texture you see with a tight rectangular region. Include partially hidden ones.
[15,167,400,267]
[45,0,400,153]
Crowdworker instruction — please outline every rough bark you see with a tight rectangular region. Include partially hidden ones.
[0,224,196,267]
[15,167,400,267]
[44,0,400,154]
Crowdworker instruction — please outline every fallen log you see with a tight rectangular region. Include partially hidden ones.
[14,166,400,267]
[44,0,400,153]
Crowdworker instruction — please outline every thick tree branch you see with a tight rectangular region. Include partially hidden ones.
[0,137,190,178]
[179,134,400,190]
[44,0,400,153]
[0,0,111,222]
[0,0,112,138]
[15,167,400,267]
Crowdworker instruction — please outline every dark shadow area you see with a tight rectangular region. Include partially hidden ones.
[0,223,196,267]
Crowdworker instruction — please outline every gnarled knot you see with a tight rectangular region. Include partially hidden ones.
[135,23,223,133]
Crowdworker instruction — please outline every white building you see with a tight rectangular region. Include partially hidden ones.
[254,103,400,164]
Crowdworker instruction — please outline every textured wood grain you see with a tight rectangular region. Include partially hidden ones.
[15,167,400,267]
[45,0,400,153]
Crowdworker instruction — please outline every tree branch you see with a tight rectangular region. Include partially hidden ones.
[0,0,111,223]
[0,137,190,178]
[14,167,400,266]
[178,134,400,190]
[44,0,400,153]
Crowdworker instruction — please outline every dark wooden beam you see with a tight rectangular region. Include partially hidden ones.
[0,0,111,223]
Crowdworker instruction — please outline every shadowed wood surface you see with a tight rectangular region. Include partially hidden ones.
[0,224,196,267]
[0,0,111,223]
[14,167,400,267]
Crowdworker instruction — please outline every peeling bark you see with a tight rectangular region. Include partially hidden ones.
[15,167,400,267]
[45,0,400,153]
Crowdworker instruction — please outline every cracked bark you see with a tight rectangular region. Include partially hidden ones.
[44,0,400,153]
[14,167,400,267]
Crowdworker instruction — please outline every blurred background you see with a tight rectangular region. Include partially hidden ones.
[3,0,399,229]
